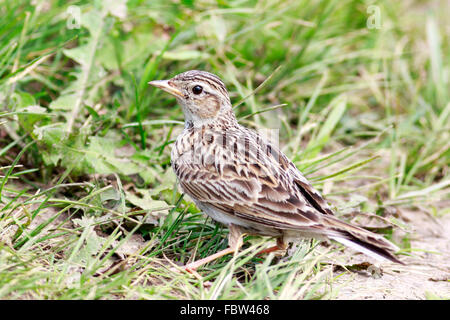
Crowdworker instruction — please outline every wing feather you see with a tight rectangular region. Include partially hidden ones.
[173,127,334,230]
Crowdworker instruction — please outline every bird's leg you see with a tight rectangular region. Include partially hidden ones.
[257,237,286,255]
[184,224,243,273]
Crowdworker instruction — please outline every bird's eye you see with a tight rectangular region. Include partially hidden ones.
[192,85,203,95]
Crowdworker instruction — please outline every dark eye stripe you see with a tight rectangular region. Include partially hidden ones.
[196,77,227,97]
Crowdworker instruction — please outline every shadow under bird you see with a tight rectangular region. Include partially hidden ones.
[149,70,404,272]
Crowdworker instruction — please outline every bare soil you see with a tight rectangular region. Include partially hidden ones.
[333,209,450,299]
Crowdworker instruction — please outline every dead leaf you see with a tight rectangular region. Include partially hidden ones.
[113,233,148,259]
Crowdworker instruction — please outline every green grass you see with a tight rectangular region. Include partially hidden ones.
[0,0,449,299]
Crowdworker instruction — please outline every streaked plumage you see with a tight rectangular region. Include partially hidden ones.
[149,70,403,269]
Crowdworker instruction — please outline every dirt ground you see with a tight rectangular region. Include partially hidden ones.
[333,208,450,299]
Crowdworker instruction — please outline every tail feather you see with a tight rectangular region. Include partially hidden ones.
[324,217,404,264]
[330,234,404,264]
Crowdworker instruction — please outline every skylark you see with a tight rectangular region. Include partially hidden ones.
[149,70,403,271]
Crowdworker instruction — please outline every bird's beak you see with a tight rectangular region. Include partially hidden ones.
[148,80,183,98]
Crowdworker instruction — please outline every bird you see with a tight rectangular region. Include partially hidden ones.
[149,70,403,271]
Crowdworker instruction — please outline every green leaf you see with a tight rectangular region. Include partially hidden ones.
[85,136,142,175]
[81,10,103,36]
[85,106,100,120]
[11,91,36,109]
[49,94,76,111]
[17,105,48,133]
[72,216,106,265]
[63,45,91,66]
[125,188,170,218]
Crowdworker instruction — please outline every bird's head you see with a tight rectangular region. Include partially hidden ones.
[149,70,235,127]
